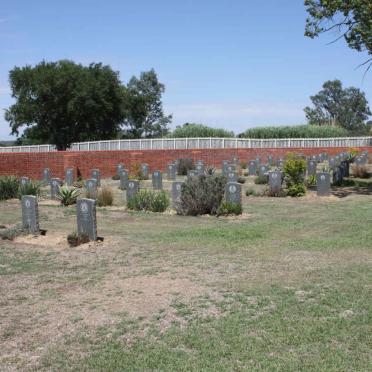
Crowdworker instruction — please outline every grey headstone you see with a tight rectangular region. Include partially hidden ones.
[140,164,149,180]
[21,195,39,234]
[307,160,317,176]
[167,164,176,180]
[256,156,261,165]
[152,170,163,189]
[50,178,62,199]
[172,181,183,205]
[316,154,322,163]
[231,156,239,165]
[225,182,242,205]
[117,164,124,176]
[42,168,50,185]
[328,157,336,169]
[227,171,238,182]
[316,172,330,196]
[277,159,284,168]
[91,169,101,186]
[268,155,273,166]
[355,156,366,166]
[66,168,74,186]
[127,180,139,201]
[269,171,282,193]
[258,164,268,176]
[335,155,340,166]
[119,170,129,190]
[340,160,350,177]
[221,161,229,175]
[248,160,257,176]
[85,179,98,198]
[187,170,198,180]
[195,163,205,175]
[226,164,236,173]
[76,198,97,241]
[332,166,343,185]
[20,177,30,186]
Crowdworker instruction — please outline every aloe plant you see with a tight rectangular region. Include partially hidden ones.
[56,186,81,206]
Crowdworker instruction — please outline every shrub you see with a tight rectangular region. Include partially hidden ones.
[0,224,26,241]
[239,125,350,139]
[204,166,216,175]
[131,163,142,179]
[306,174,317,187]
[127,189,169,212]
[177,158,194,176]
[264,188,287,197]
[348,148,359,162]
[56,186,81,206]
[112,174,120,180]
[240,162,247,169]
[254,174,269,184]
[168,123,234,138]
[0,176,19,200]
[283,153,307,196]
[18,181,42,200]
[73,180,84,188]
[237,176,246,184]
[217,201,242,216]
[175,174,226,216]
[97,187,114,207]
[67,232,90,247]
[352,165,370,178]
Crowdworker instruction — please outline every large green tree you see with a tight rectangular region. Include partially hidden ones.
[304,0,372,71]
[5,60,127,150]
[304,80,371,132]
[123,69,172,138]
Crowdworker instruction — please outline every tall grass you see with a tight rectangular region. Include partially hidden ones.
[168,123,234,138]
[239,125,351,139]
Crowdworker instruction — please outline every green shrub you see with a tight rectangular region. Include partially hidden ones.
[239,125,350,139]
[168,123,234,138]
[254,174,269,184]
[177,158,194,176]
[56,186,81,206]
[175,174,226,216]
[97,187,114,207]
[73,180,84,188]
[127,189,169,212]
[18,181,41,200]
[243,171,249,177]
[237,176,246,184]
[240,162,247,169]
[67,232,90,247]
[217,201,242,216]
[283,153,307,196]
[306,174,317,187]
[0,176,19,200]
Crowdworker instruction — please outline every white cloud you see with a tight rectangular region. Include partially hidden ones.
[165,101,306,133]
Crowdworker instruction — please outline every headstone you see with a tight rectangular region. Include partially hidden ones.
[231,156,239,165]
[20,177,30,187]
[316,154,322,163]
[269,171,282,193]
[328,157,336,170]
[187,170,198,180]
[332,166,343,185]
[42,168,50,185]
[119,170,129,190]
[316,172,331,196]
[307,160,317,176]
[268,155,273,166]
[167,164,177,180]
[21,195,39,234]
[226,164,236,173]
[127,180,139,201]
[172,181,183,205]
[85,179,98,198]
[248,160,257,176]
[225,182,242,205]
[277,158,284,168]
[258,164,268,176]
[152,170,163,189]
[50,178,62,199]
[355,156,366,166]
[256,155,261,165]
[66,168,74,186]
[322,152,329,161]
[140,164,149,180]
[340,160,350,177]
[91,169,101,186]
[227,171,238,182]
[195,162,205,175]
[76,198,97,241]
[335,155,340,166]
[116,164,124,176]
[221,161,229,175]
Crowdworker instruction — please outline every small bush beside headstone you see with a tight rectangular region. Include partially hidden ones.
[67,232,90,247]
[127,189,169,212]
[283,153,307,197]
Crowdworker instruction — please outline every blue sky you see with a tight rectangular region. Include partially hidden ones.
[0,0,371,140]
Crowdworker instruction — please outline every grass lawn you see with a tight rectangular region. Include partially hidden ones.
[0,177,371,371]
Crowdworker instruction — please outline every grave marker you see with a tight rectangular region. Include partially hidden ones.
[269,171,282,193]
[91,169,101,186]
[227,171,238,182]
[119,170,129,190]
[225,182,242,205]
[66,168,74,186]
[21,195,39,234]
[77,198,97,241]
[172,181,183,205]
[167,164,176,180]
[50,178,62,199]
[152,171,163,189]
[248,160,257,176]
[85,179,98,198]
[316,172,330,196]
[307,160,317,176]
[42,168,50,185]
[127,180,139,201]
[140,164,149,180]
[20,177,30,186]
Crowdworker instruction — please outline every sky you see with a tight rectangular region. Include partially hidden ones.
[0,0,371,140]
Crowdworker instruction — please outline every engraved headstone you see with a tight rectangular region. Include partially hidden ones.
[328,157,336,169]
[187,170,198,180]
[85,179,98,198]
[231,156,239,165]
[91,169,101,186]
[258,164,268,176]
[226,164,236,173]
[20,177,30,186]
[227,171,238,182]
[269,171,282,193]
[167,164,176,180]
[225,182,242,205]
[268,155,273,166]
[117,164,124,176]
[256,155,261,165]
[152,170,163,189]
[42,168,50,185]
[335,155,340,166]
[119,169,129,190]
[66,168,74,186]
[172,181,183,205]
[221,161,229,175]
[76,198,97,241]
[126,180,139,201]
[50,178,62,199]
[21,195,39,234]
[195,162,205,175]
[355,156,366,166]
[332,166,343,185]
[248,160,257,176]
[307,160,317,176]
[316,172,330,196]
[140,164,149,180]
[340,160,350,177]
[277,158,284,168]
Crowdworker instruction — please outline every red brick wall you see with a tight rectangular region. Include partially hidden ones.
[0,147,369,180]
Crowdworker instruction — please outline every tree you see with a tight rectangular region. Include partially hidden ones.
[304,0,372,71]
[5,60,127,150]
[304,80,371,132]
[123,69,172,138]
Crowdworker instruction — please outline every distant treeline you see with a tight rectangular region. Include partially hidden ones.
[167,123,235,138]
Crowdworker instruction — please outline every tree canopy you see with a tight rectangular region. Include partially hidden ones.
[304,79,371,132]
[304,0,372,70]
